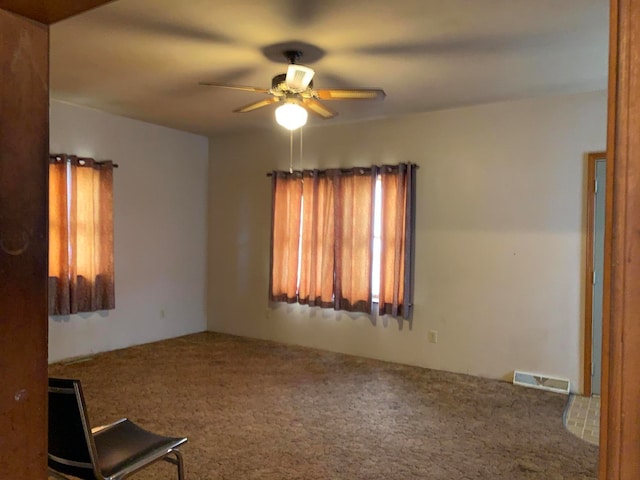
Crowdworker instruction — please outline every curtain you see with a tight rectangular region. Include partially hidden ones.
[298,171,335,308]
[269,163,415,318]
[331,168,376,313]
[269,171,302,303]
[48,154,115,315]
[378,163,416,319]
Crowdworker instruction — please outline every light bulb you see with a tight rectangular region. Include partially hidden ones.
[275,102,308,130]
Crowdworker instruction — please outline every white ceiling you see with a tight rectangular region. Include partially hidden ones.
[50,0,609,136]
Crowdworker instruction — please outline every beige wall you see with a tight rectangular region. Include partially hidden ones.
[207,90,607,392]
[49,100,208,362]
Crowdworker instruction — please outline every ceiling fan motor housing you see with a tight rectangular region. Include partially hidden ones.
[272,73,313,90]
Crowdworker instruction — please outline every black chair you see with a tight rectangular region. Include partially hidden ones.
[48,377,187,480]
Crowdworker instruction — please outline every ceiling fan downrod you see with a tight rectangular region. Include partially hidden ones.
[284,50,303,64]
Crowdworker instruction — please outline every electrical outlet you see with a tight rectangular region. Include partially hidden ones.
[428,330,438,344]
[160,309,166,318]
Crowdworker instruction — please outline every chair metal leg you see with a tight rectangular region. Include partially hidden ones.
[48,468,72,480]
[162,449,185,480]
[174,449,185,480]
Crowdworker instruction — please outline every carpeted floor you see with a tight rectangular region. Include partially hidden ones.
[48,332,597,480]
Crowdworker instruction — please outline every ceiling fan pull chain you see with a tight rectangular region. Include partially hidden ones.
[299,127,304,174]
[289,129,294,174]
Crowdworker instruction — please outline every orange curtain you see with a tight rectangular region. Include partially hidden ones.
[332,169,376,313]
[269,164,415,318]
[298,171,335,308]
[269,172,302,303]
[49,159,71,314]
[378,164,415,319]
[48,155,115,315]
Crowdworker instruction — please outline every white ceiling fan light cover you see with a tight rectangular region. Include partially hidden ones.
[275,102,308,130]
[286,64,315,90]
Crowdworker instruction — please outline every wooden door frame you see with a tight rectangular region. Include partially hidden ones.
[599,0,640,478]
[583,151,607,396]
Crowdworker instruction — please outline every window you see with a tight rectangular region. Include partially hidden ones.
[269,163,415,318]
[48,154,116,315]
[371,176,382,302]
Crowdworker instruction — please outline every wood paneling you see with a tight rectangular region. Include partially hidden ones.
[0,0,114,24]
[0,8,49,479]
[600,0,640,479]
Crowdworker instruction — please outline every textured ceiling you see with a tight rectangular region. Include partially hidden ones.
[50,0,609,136]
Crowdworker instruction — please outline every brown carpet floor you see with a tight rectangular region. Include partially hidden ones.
[48,332,597,480]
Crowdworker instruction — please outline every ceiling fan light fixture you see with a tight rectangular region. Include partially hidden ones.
[275,102,308,130]
[199,47,384,125]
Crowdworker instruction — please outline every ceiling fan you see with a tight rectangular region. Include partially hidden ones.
[199,50,386,129]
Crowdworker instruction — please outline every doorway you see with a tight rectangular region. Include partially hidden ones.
[584,151,606,396]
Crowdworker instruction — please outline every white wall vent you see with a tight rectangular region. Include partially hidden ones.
[513,370,570,395]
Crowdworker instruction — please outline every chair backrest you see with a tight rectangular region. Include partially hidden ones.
[48,377,101,479]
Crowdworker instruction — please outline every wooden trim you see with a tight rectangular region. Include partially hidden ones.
[0,9,49,479]
[600,0,619,475]
[0,0,115,24]
[583,151,606,396]
[600,0,640,478]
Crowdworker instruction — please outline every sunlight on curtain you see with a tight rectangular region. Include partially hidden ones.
[48,155,115,315]
[49,160,71,313]
[269,172,302,303]
[269,163,415,318]
[298,171,335,308]
[332,169,375,313]
[378,164,415,318]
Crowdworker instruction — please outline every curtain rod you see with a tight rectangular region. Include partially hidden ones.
[49,154,119,168]
[265,163,419,177]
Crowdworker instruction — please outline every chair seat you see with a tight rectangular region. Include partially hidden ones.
[94,419,187,478]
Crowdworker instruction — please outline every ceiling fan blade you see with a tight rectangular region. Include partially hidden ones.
[315,88,386,100]
[286,64,315,90]
[302,98,337,119]
[233,97,281,113]
[199,82,269,93]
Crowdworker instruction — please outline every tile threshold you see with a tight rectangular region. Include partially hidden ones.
[564,394,600,446]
